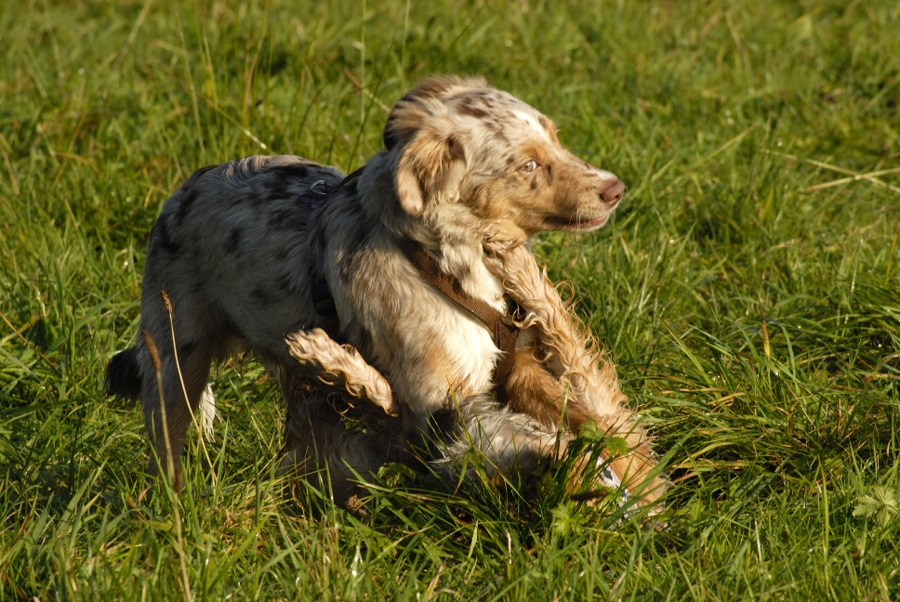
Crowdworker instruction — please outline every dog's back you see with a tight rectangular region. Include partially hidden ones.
[106,155,344,485]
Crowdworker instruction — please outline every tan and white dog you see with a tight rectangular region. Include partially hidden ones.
[107,76,665,506]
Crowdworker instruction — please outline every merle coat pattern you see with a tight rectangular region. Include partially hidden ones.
[107,76,664,506]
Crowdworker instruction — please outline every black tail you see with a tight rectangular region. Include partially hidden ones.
[106,347,142,400]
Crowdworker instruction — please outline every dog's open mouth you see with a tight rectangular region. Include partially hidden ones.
[545,214,610,232]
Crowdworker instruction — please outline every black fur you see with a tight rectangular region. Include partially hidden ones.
[105,347,142,400]
[224,228,242,254]
[151,216,180,255]
[267,164,310,181]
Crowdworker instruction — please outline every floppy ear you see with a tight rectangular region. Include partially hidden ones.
[383,75,488,150]
[395,131,466,217]
[384,76,484,216]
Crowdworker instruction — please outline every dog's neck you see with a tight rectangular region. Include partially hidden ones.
[358,155,506,311]
[433,238,504,309]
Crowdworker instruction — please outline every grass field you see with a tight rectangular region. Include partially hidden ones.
[2,0,899,599]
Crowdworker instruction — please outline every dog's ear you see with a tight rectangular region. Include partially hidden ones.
[385,76,485,216]
[383,75,488,150]
[395,130,467,217]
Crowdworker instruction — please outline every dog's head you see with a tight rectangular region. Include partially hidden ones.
[383,76,625,244]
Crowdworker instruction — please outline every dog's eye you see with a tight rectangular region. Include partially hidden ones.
[519,160,538,174]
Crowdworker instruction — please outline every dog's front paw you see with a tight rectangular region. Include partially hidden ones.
[285,329,399,416]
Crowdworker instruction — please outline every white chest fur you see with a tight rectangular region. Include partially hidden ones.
[384,264,504,416]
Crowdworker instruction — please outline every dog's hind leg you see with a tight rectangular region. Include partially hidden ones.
[140,333,215,491]
[107,318,217,489]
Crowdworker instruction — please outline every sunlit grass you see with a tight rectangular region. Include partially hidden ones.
[1,0,899,599]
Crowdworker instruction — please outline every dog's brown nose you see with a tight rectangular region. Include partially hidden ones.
[599,178,625,206]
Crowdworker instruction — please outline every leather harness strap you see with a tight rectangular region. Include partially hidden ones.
[397,238,520,391]
[305,167,520,392]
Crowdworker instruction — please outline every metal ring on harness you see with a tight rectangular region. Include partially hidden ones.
[310,179,331,196]
[298,180,332,209]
